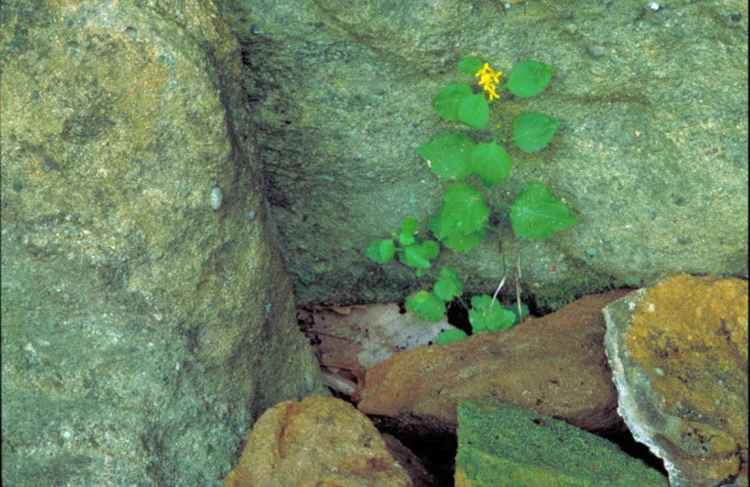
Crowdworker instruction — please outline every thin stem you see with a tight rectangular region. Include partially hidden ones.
[491,276,506,305]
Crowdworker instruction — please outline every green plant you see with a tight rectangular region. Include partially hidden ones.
[366,56,576,344]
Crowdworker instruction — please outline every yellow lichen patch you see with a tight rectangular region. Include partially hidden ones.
[626,274,748,475]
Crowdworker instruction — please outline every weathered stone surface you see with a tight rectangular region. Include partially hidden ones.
[298,303,460,398]
[223,396,412,486]
[604,275,748,486]
[1,2,326,485]
[357,291,629,434]
[224,0,747,310]
[455,400,668,486]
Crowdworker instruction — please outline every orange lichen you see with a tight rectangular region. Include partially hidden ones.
[626,274,748,480]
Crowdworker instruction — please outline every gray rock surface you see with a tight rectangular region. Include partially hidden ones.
[1,1,326,485]
[227,0,748,309]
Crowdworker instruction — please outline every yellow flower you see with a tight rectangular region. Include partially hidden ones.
[475,63,502,102]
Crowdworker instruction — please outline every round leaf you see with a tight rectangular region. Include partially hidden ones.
[417,133,474,181]
[436,328,468,345]
[365,239,396,264]
[399,217,418,246]
[441,229,486,253]
[432,183,490,240]
[399,240,440,269]
[433,83,473,121]
[512,111,560,153]
[469,142,512,186]
[433,267,464,302]
[506,59,553,98]
[400,244,431,269]
[510,183,576,240]
[458,56,483,75]
[405,290,446,322]
[469,295,516,333]
[457,94,489,129]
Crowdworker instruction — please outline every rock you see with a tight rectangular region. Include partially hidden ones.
[604,274,748,486]
[224,0,747,310]
[298,303,460,399]
[223,396,412,486]
[455,400,668,486]
[357,291,630,434]
[1,1,326,485]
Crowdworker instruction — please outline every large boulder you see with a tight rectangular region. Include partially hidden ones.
[226,0,748,310]
[1,1,326,485]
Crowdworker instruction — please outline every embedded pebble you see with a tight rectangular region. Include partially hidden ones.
[210,185,223,211]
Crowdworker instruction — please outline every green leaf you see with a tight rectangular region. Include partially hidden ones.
[433,83,473,121]
[400,240,440,269]
[417,133,474,181]
[469,142,512,186]
[429,183,490,241]
[399,217,418,246]
[469,295,517,333]
[433,267,464,302]
[510,183,576,240]
[365,239,396,264]
[506,59,553,98]
[512,111,560,153]
[420,240,440,259]
[436,328,469,345]
[405,290,446,322]
[458,56,483,75]
[441,229,486,253]
[506,302,530,325]
[457,94,489,129]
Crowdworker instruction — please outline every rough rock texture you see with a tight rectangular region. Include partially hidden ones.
[223,395,412,486]
[298,303,460,398]
[223,0,748,310]
[604,275,748,487]
[357,291,630,434]
[1,2,326,485]
[455,400,668,487]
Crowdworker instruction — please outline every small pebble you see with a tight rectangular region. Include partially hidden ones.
[246,210,256,222]
[210,185,223,211]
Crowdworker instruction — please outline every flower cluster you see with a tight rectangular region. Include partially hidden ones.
[475,63,503,102]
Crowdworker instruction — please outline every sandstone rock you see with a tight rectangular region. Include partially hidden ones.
[224,396,412,487]
[357,291,630,434]
[1,1,326,484]
[604,275,748,486]
[225,1,748,310]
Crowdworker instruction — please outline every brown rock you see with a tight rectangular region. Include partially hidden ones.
[605,274,748,486]
[357,290,630,434]
[224,395,411,487]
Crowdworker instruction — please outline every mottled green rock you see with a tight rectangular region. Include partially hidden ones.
[455,400,668,487]
[1,1,326,485]
[224,0,747,310]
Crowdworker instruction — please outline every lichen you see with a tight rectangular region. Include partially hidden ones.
[626,274,748,482]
